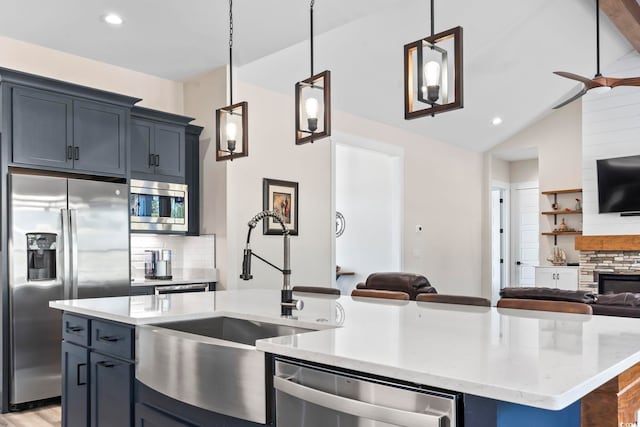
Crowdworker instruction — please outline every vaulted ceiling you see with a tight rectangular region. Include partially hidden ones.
[0,0,634,151]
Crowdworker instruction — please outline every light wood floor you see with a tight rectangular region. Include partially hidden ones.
[0,405,60,427]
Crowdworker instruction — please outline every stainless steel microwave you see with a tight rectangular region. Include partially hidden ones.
[130,179,188,232]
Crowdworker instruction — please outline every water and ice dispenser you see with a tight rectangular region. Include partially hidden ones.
[26,233,57,281]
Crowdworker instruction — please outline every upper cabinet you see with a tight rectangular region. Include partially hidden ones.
[72,100,126,176]
[4,68,140,178]
[12,87,74,170]
[130,107,194,184]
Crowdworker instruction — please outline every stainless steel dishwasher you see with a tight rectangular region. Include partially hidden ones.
[274,358,460,427]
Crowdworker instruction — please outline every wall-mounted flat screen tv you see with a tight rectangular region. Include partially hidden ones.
[597,154,640,213]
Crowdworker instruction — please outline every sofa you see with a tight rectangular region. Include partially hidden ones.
[499,287,640,318]
[355,272,437,300]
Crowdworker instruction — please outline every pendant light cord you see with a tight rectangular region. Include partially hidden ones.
[310,0,315,77]
[430,0,435,36]
[229,0,234,104]
[595,0,601,76]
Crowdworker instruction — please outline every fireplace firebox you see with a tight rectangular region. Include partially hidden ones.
[597,273,640,294]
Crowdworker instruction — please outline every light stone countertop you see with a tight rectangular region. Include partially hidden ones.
[50,288,640,411]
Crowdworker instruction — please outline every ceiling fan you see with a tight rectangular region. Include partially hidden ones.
[553,0,640,109]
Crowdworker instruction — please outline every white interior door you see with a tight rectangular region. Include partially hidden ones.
[512,186,539,287]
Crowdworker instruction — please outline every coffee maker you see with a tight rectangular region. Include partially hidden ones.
[144,249,172,280]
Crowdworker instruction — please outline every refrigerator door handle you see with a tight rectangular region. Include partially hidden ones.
[61,209,71,300]
[70,209,79,299]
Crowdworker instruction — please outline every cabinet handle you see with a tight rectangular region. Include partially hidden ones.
[66,146,73,160]
[77,363,87,386]
[96,361,116,368]
[66,325,84,333]
[149,153,155,167]
[74,146,79,160]
[98,335,121,343]
[155,154,160,167]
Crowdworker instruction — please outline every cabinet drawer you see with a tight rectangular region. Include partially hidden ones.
[63,313,90,346]
[91,320,134,360]
[135,403,194,427]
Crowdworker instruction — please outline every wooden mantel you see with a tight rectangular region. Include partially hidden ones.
[575,235,640,251]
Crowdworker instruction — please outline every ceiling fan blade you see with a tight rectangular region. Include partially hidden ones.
[552,87,588,110]
[609,77,640,87]
[553,71,601,89]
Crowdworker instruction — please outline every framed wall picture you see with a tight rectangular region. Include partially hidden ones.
[263,178,298,235]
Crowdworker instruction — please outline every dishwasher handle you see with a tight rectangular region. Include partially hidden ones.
[273,375,446,427]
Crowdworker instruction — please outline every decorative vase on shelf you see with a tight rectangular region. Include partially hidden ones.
[575,198,582,211]
[557,218,568,232]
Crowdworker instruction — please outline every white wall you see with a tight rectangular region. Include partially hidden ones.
[334,111,484,297]
[582,52,640,235]
[183,66,229,285]
[509,159,539,184]
[482,101,582,298]
[0,36,184,113]
[335,143,401,293]
[225,82,334,290]
[491,158,510,184]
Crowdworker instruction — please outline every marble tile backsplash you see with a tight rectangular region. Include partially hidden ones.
[130,234,215,279]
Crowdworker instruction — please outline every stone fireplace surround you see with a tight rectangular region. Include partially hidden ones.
[577,235,640,292]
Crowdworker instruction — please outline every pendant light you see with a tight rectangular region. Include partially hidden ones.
[295,0,331,145]
[216,0,248,161]
[404,0,463,119]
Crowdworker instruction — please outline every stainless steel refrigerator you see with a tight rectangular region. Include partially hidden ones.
[9,173,130,406]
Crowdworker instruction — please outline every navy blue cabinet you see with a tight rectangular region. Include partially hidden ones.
[131,119,155,175]
[62,341,89,427]
[61,314,135,427]
[73,100,127,176]
[2,68,139,178]
[135,403,194,427]
[90,352,133,427]
[131,107,194,184]
[12,86,73,169]
[185,124,203,236]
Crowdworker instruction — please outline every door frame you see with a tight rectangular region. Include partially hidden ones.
[330,132,404,288]
[491,181,509,299]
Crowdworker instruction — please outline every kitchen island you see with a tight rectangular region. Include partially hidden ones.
[50,289,640,426]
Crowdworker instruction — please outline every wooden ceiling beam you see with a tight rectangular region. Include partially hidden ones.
[600,0,640,53]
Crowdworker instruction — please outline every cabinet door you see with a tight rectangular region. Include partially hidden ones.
[73,100,126,176]
[12,86,73,169]
[535,267,556,288]
[153,124,185,182]
[131,119,155,175]
[90,352,133,427]
[135,404,193,427]
[62,341,89,427]
[556,268,579,291]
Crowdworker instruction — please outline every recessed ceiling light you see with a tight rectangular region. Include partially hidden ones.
[103,13,123,25]
[492,117,503,126]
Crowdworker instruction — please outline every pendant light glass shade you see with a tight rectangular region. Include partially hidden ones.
[295,70,331,145]
[404,5,463,119]
[216,101,248,161]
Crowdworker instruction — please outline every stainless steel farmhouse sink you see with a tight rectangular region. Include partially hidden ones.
[136,317,315,424]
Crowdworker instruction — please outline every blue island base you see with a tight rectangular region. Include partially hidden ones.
[464,395,580,427]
